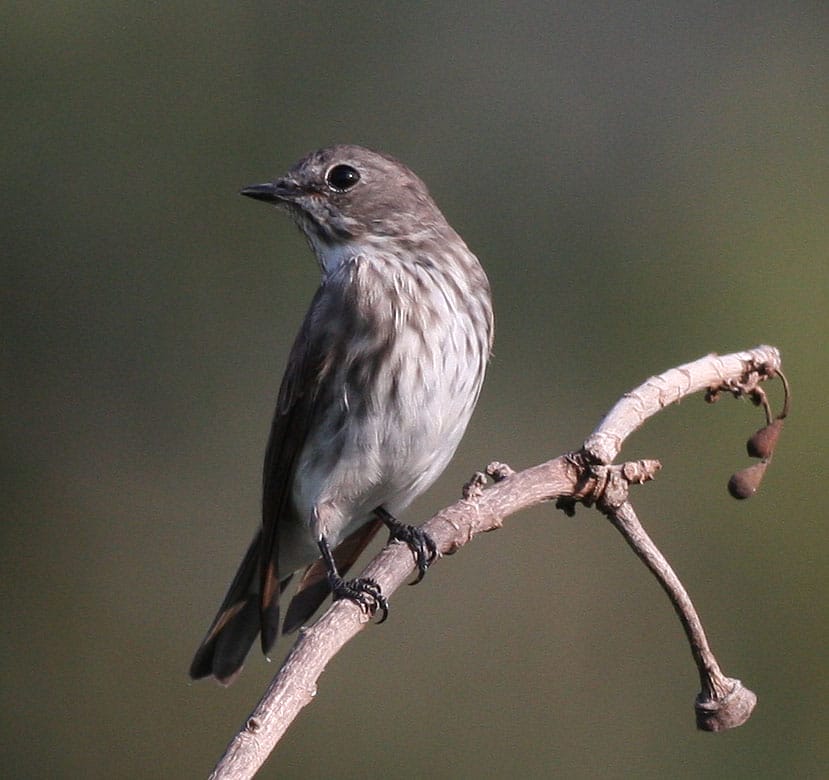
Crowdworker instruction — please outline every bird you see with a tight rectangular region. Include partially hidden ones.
[190,145,493,683]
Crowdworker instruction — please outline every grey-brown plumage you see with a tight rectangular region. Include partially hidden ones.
[190,146,493,683]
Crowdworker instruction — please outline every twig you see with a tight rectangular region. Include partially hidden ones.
[208,345,781,778]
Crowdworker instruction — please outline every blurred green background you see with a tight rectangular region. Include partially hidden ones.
[3,2,827,778]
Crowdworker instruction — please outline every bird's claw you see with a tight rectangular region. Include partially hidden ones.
[388,523,438,584]
[330,575,389,623]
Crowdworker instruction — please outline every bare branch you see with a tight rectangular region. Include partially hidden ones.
[209,345,782,779]
[583,344,781,464]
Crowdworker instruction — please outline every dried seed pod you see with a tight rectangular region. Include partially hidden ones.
[746,418,784,459]
[728,461,768,500]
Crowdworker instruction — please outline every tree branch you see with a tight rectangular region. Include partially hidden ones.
[208,345,783,779]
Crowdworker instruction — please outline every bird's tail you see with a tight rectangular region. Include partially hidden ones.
[189,530,273,685]
[190,517,384,683]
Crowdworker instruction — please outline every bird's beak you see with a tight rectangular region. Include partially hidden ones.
[239,178,300,203]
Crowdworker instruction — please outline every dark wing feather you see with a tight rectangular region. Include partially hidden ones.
[259,286,330,653]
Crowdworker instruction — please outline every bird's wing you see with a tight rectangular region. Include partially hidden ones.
[258,285,332,652]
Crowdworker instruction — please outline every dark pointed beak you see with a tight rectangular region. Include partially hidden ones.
[240,178,300,203]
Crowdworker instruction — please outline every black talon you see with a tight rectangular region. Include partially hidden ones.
[375,507,438,584]
[328,574,389,622]
[319,537,389,623]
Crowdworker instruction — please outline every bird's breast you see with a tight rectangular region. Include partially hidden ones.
[291,246,490,544]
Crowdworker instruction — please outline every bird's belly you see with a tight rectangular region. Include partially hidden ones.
[289,358,478,553]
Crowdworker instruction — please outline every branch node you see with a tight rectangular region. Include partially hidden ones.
[708,355,778,402]
[597,466,629,509]
[486,461,515,481]
[579,460,660,511]
[621,459,662,485]
[462,471,488,500]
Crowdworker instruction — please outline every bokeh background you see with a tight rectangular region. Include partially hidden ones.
[3,3,827,778]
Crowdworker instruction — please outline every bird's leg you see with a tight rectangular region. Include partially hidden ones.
[317,536,389,623]
[375,507,437,584]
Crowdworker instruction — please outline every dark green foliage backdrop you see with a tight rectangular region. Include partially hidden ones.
[3,3,827,778]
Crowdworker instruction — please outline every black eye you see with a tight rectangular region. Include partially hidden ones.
[326,164,361,192]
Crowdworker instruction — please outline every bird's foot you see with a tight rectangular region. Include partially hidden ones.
[376,508,438,584]
[329,575,389,624]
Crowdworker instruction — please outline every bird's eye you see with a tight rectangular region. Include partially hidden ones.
[326,164,361,192]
